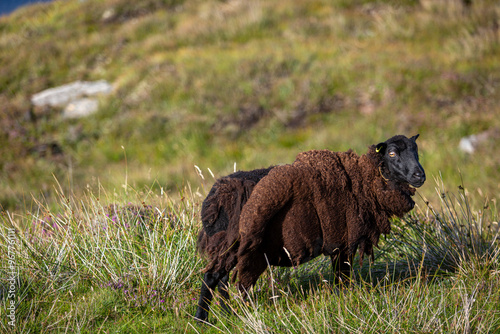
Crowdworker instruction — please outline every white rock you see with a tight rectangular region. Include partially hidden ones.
[102,8,115,21]
[63,98,99,119]
[31,80,112,107]
[81,80,112,96]
[459,135,477,154]
[459,130,494,154]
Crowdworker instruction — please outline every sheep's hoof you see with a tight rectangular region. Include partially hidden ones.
[194,310,209,324]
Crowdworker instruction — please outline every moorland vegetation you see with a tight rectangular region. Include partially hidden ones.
[1,0,500,332]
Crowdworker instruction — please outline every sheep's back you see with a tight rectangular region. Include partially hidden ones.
[200,167,274,236]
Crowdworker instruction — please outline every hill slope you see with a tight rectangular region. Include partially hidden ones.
[1,0,499,210]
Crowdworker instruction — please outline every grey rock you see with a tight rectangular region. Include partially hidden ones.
[459,135,477,154]
[63,98,99,119]
[459,129,497,154]
[31,80,112,107]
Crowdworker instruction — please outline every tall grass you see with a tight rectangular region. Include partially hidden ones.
[199,263,500,333]
[199,179,500,333]
[391,177,500,276]
[1,178,500,332]
[0,183,202,332]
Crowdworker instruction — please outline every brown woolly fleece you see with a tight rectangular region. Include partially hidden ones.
[235,146,416,288]
[199,146,417,289]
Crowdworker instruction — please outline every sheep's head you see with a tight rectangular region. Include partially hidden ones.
[376,134,426,188]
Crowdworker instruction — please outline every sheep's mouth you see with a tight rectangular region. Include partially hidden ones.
[408,180,425,188]
[407,171,426,188]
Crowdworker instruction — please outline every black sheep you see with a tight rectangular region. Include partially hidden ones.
[195,134,425,322]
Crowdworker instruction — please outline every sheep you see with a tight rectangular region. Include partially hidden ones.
[195,134,426,322]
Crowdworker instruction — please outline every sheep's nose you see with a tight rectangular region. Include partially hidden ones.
[413,170,426,181]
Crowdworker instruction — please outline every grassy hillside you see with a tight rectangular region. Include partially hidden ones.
[1,1,500,332]
[0,0,499,211]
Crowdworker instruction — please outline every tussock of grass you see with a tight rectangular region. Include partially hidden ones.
[0,183,203,332]
[391,177,500,276]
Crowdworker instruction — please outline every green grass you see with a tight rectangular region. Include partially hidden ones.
[1,183,203,332]
[1,179,499,333]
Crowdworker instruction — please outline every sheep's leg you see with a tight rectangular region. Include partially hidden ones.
[194,270,227,322]
[217,273,233,316]
[330,251,353,285]
[236,254,268,298]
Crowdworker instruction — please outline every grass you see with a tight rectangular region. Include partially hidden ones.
[1,178,500,333]
[391,177,500,276]
[1,182,203,332]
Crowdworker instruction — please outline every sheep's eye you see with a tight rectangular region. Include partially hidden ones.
[388,151,397,158]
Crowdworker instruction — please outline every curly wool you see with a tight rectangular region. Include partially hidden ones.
[197,167,274,273]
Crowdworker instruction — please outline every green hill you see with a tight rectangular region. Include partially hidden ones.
[1,0,499,210]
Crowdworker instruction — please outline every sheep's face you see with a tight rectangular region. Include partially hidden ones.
[376,134,426,188]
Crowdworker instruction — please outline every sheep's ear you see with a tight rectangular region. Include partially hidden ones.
[375,142,387,154]
[410,134,420,142]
